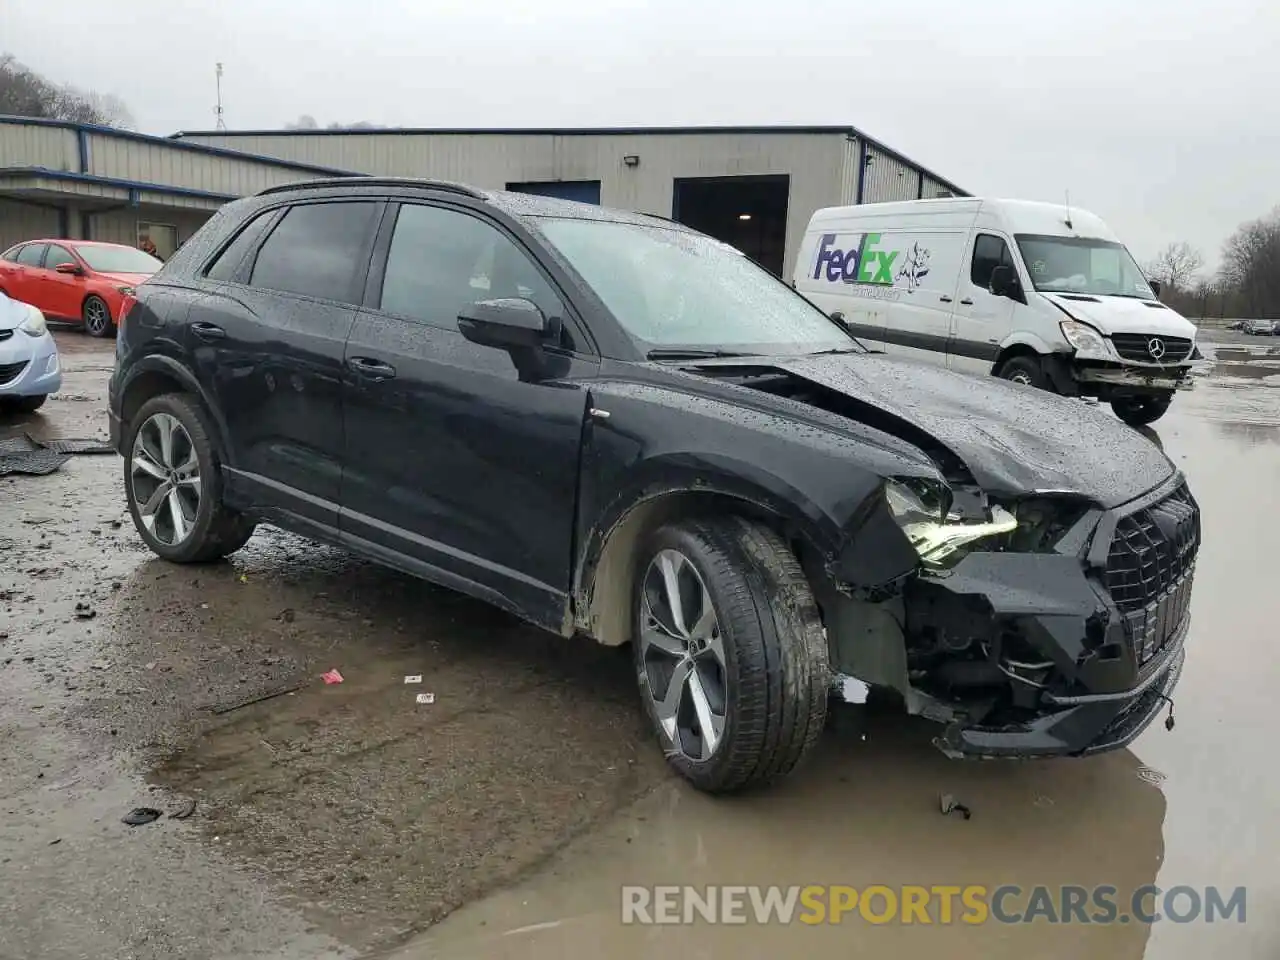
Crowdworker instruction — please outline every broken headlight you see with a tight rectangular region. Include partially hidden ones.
[884,479,1017,567]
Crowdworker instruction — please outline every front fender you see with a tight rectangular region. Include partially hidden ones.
[998,329,1059,356]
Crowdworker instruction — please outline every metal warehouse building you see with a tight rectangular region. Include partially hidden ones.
[2,117,965,277]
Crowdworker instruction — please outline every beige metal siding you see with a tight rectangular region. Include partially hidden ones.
[861,145,920,203]
[179,131,847,276]
[921,174,955,199]
[88,207,214,247]
[0,123,78,172]
[84,132,335,197]
[0,199,60,251]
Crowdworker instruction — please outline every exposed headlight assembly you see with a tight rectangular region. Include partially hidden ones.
[19,306,47,338]
[885,479,1017,567]
[1059,319,1111,358]
[116,285,135,296]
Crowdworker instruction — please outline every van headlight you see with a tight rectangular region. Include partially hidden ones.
[1059,319,1110,357]
[19,306,47,338]
[885,479,1017,567]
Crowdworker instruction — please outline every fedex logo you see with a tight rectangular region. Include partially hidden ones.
[812,233,900,285]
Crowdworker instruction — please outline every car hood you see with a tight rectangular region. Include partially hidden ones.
[1041,292,1198,338]
[761,353,1175,508]
[96,271,152,286]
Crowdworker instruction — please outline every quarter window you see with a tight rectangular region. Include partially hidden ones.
[971,234,1015,290]
[15,244,46,268]
[379,203,565,332]
[205,210,280,283]
[249,201,379,304]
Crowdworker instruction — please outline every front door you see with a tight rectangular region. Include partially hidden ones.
[341,201,597,627]
[41,243,85,320]
[949,232,1020,375]
[188,199,382,528]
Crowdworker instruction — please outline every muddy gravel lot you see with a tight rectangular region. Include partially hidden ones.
[2,331,1277,960]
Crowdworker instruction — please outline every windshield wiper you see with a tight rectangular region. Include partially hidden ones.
[807,347,864,356]
[645,348,759,361]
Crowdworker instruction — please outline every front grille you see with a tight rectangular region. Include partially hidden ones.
[0,360,28,385]
[1110,333,1193,364]
[1104,484,1200,664]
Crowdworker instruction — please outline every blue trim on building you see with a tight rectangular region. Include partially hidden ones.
[0,166,238,202]
[0,115,360,178]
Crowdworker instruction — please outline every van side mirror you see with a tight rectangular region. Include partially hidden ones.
[989,264,1019,299]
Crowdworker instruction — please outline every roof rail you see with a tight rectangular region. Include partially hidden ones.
[256,176,487,198]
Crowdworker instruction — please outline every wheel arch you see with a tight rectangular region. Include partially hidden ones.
[119,356,233,464]
[992,332,1054,375]
[574,474,840,649]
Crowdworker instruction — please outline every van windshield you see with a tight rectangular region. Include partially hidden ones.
[1015,235,1155,300]
[535,218,861,357]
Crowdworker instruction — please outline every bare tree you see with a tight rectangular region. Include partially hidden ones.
[284,114,319,130]
[1144,241,1204,293]
[1219,208,1280,318]
[0,53,133,128]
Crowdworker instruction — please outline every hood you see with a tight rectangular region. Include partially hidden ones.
[1041,292,1197,338]
[0,292,34,331]
[96,271,152,286]
[762,353,1174,508]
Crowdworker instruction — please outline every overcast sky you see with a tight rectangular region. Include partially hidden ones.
[3,0,1277,267]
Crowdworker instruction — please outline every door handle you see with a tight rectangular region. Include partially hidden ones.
[939,295,953,303]
[191,322,226,341]
[959,298,974,306]
[348,356,397,380]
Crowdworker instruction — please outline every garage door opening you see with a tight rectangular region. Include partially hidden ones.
[506,180,602,205]
[672,175,790,276]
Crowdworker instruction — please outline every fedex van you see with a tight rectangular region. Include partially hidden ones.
[793,198,1199,425]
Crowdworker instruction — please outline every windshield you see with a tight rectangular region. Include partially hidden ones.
[1015,234,1154,299]
[76,245,162,274]
[535,218,860,357]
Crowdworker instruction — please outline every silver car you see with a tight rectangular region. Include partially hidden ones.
[1243,318,1276,336]
[0,293,62,412]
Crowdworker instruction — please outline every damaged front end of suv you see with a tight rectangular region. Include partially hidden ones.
[818,461,1198,760]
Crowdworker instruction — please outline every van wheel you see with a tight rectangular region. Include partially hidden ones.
[997,355,1050,389]
[633,517,829,794]
[1112,394,1172,426]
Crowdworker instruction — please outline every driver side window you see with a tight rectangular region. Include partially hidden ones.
[379,204,566,335]
[970,234,1015,291]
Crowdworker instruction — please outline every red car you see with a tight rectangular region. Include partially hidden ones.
[0,239,162,337]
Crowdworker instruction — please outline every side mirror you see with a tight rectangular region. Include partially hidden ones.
[1149,278,1162,297]
[830,310,847,328]
[989,264,1019,299]
[54,262,83,276]
[458,298,551,351]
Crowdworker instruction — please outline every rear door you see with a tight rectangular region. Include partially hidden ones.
[341,200,598,626]
[949,232,1021,375]
[188,199,382,529]
[0,243,48,309]
[41,243,85,320]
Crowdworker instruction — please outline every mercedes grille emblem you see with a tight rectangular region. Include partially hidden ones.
[1148,337,1166,360]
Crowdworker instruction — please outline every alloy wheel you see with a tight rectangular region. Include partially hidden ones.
[129,412,201,546]
[638,549,729,762]
[84,298,111,335]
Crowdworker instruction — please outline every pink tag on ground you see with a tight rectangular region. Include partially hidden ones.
[321,669,344,685]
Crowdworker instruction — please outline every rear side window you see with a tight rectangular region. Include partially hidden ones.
[379,203,564,332]
[205,210,280,282]
[15,244,46,267]
[970,234,1015,290]
[249,201,379,304]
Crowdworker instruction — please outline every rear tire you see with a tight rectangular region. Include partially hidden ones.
[9,394,47,413]
[1111,394,1173,426]
[997,355,1050,390]
[83,295,114,338]
[633,516,829,793]
[123,392,255,563]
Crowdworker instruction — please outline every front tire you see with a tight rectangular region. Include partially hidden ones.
[633,517,829,793]
[997,355,1051,390]
[1111,394,1173,426]
[83,295,114,338]
[123,393,255,562]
